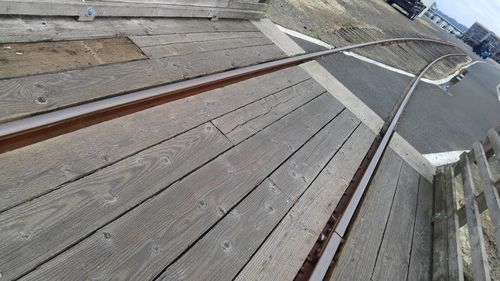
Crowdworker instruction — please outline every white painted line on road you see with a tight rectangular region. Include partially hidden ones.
[276,25,478,86]
[276,24,334,50]
[423,150,468,166]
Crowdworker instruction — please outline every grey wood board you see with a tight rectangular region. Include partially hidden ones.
[0,67,309,212]
[432,168,449,281]
[473,141,500,249]
[0,43,285,123]
[460,154,491,281]
[0,1,265,20]
[457,181,500,227]
[20,93,343,281]
[139,36,272,58]
[129,31,264,48]
[407,177,433,281]
[371,161,420,281]
[157,179,293,281]
[445,166,464,281]
[0,17,259,43]
[235,124,375,281]
[212,78,325,144]
[328,149,403,281]
[156,109,359,281]
[0,123,232,281]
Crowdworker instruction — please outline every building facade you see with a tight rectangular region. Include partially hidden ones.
[463,22,500,63]
[423,8,464,37]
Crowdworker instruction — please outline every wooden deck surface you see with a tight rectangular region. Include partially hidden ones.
[328,148,434,281]
[0,17,436,281]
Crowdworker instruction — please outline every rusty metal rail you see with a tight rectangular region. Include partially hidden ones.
[303,53,468,281]
[0,37,457,153]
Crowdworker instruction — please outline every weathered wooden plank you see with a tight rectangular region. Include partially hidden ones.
[432,167,449,281]
[156,109,360,281]
[407,177,433,281]
[100,0,230,8]
[0,0,266,20]
[157,179,291,281]
[489,129,500,163]
[460,153,491,281]
[236,124,375,281]
[0,17,259,43]
[0,44,285,123]
[371,161,419,281]
[458,180,500,227]
[140,36,272,58]
[212,78,325,144]
[0,123,232,281]
[0,67,308,212]
[129,31,263,47]
[20,93,344,281]
[473,141,500,250]
[0,38,146,79]
[327,149,403,281]
[445,165,464,281]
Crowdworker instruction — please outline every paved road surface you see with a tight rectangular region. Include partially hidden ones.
[291,35,500,154]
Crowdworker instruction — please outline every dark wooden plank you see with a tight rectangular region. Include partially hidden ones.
[156,109,360,281]
[20,93,344,281]
[0,67,308,212]
[140,36,272,58]
[0,17,259,43]
[0,44,285,123]
[473,141,500,251]
[407,177,433,281]
[328,149,403,281]
[213,78,325,144]
[372,161,420,281]
[0,123,232,281]
[0,37,146,79]
[432,167,449,281]
[460,153,491,281]
[457,180,500,227]
[445,165,464,281]
[237,124,375,281]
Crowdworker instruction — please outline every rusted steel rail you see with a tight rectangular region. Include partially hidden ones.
[0,37,456,153]
[303,53,468,281]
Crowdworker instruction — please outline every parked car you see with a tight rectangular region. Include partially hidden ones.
[387,0,426,20]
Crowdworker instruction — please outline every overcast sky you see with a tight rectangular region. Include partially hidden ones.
[436,0,500,34]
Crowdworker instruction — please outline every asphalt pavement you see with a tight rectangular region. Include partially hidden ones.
[291,35,500,154]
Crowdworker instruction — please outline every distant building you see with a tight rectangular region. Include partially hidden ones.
[463,22,500,63]
[423,8,465,38]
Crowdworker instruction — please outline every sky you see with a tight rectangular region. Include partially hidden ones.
[436,0,500,35]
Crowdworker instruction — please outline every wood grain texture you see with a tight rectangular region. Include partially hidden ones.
[328,149,403,281]
[157,109,359,281]
[0,37,146,79]
[0,0,266,20]
[460,154,491,281]
[407,177,434,281]
[157,179,292,281]
[129,31,264,47]
[371,161,420,281]
[20,93,343,281]
[213,78,325,144]
[0,43,285,123]
[445,166,464,281]
[139,36,272,58]
[432,168,449,281]
[236,124,375,281]
[473,142,500,249]
[0,123,232,281]
[0,67,308,212]
[0,17,258,43]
